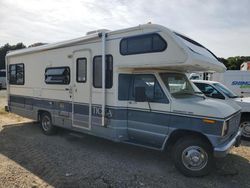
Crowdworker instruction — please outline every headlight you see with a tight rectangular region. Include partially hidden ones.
[222,120,229,136]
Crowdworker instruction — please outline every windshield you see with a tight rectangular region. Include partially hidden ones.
[160,73,196,98]
[213,83,238,98]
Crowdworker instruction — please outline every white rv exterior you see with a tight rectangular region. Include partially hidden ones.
[6,24,241,176]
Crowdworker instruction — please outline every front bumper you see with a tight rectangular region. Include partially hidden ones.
[214,130,242,158]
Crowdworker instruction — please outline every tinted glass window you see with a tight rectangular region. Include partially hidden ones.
[132,74,168,103]
[118,74,132,100]
[194,83,225,99]
[0,71,6,77]
[77,58,87,82]
[45,67,70,85]
[120,33,167,55]
[93,55,113,88]
[213,83,238,98]
[9,64,24,85]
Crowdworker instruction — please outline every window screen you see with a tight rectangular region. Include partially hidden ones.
[45,67,70,85]
[93,55,113,88]
[9,64,24,85]
[76,58,87,82]
[120,33,167,55]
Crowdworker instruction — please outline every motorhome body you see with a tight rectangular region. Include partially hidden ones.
[6,24,241,176]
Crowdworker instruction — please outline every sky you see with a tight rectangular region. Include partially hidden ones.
[0,0,249,58]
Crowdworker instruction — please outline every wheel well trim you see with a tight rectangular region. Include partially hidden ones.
[161,129,212,151]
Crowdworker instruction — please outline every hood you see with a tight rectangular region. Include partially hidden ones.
[172,96,241,119]
[233,97,250,112]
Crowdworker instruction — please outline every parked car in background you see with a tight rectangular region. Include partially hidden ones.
[0,69,6,90]
[193,80,250,139]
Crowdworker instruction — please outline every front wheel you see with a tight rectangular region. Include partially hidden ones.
[172,136,214,177]
[40,112,57,135]
[240,117,250,140]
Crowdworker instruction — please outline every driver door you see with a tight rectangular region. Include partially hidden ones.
[127,74,170,148]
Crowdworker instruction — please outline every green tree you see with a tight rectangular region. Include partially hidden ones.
[0,43,26,69]
[218,56,250,70]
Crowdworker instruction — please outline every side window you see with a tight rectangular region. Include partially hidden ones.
[120,33,167,55]
[93,55,113,88]
[9,63,25,85]
[195,83,225,99]
[0,71,6,77]
[132,74,168,103]
[45,67,70,85]
[76,58,87,83]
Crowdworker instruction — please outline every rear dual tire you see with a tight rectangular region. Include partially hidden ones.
[172,136,214,177]
[40,112,57,135]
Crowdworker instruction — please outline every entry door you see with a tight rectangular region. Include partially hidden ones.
[72,50,91,129]
[127,74,170,148]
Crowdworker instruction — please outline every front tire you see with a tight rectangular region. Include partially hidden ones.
[172,136,214,177]
[240,117,250,140]
[40,112,57,135]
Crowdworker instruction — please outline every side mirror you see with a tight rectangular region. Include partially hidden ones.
[135,87,147,102]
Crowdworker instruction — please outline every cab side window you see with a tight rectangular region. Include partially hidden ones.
[118,74,169,103]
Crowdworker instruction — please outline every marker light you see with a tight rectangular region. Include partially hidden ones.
[203,119,216,124]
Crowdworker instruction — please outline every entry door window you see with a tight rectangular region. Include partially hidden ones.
[76,58,87,83]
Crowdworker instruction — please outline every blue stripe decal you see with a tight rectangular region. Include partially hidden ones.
[9,94,224,136]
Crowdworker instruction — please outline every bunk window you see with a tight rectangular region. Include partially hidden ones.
[76,58,87,83]
[9,63,25,85]
[120,33,167,55]
[93,55,113,88]
[45,67,70,85]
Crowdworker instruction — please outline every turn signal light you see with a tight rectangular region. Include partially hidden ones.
[203,119,216,124]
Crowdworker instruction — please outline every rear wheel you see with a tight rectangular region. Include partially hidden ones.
[40,112,57,135]
[172,136,213,177]
[241,117,250,140]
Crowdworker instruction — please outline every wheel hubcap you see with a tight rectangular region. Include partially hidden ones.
[182,146,208,171]
[241,121,250,138]
[42,115,51,131]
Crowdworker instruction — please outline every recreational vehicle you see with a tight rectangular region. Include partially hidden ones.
[5,24,242,176]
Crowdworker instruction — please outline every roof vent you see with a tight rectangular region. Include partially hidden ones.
[86,29,110,35]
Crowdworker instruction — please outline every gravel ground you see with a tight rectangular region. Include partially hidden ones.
[0,90,250,188]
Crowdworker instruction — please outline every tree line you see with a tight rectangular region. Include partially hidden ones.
[0,43,249,70]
